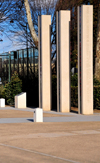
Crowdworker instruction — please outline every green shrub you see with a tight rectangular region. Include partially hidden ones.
[71,74,100,86]
[51,75,100,109]
[94,86,100,109]
[52,75,57,109]
[71,86,100,109]
[0,85,4,98]
[2,71,22,105]
[93,77,100,86]
[71,73,78,86]
[71,86,78,107]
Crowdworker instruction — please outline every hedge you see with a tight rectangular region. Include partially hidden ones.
[71,86,100,109]
[93,86,100,109]
[1,72,100,109]
[2,72,22,105]
[71,86,78,107]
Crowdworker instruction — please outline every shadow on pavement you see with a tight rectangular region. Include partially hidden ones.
[27,119,34,122]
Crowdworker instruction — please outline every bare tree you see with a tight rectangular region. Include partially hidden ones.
[0,0,58,50]
[24,0,38,47]
[0,0,24,42]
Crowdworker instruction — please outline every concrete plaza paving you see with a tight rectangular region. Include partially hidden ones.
[0,107,100,163]
[0,107,100,123]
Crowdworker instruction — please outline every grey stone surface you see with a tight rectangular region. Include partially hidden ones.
[0,107,100,124]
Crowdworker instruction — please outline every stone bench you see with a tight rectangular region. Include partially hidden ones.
[0,98,5,107]
[33,108,43,122]
[15,92,26,108]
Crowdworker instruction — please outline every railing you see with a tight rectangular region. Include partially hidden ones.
[0,47,38,83]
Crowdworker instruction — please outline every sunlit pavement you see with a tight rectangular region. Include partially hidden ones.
[0,107,100,163]
[0,107,100,123]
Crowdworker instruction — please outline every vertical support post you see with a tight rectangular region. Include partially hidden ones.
[78,6,81,114]
[26,23,29,78]
[27,48,28,78]
[38,16,42,108]
[78,5,93,114]
[22,50,24,76]
[56,11,60,112]
[14,53,15,71]
[18,51,19,75]
[6,58,7,80]
[9,52,11,82]
[33,48,35,75]
[57,10,70,112]
[0,58,2,81]
[38,15,51,111]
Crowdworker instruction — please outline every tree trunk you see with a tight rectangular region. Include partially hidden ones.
[95,3,100,81]
[24,0,38,47]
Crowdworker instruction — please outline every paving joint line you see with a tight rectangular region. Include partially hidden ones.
[0,143,80,163]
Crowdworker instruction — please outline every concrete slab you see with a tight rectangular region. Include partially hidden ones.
[0,122,100,163]
[0,106,100,124]
[0,114,100,124]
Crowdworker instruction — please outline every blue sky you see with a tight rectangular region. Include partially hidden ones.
[0,0,58,54]
[0,34,15,54]
[0,26,26,54]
